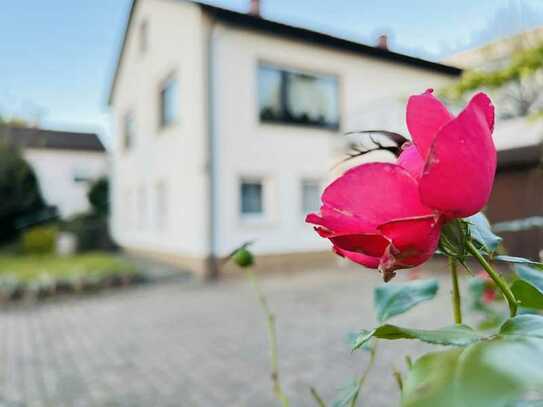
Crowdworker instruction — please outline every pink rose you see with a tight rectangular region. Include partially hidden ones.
[306,90,496,281]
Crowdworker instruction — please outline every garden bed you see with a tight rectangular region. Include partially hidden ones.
[0,253,146,302]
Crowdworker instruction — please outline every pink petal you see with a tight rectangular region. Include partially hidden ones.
[397,144,425,179]
[330,233,389,257]
[378,216,442,281]
[306,206,373,238]
[318,163,433,230]
[406,89,453,160]
[334,246,380,269]
[419,93,496,218]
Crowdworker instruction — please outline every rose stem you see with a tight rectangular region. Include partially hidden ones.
[449,257,463,324]
[466,240,518,318]
[245,269,290,407]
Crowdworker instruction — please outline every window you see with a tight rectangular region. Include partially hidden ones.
[73,168,91,183]
[240,180,263,216]
[159,76,178,128]
[301,179,321,213]
[140,20,148,54]
[123,111,134,151]
[258,64,339,129]
[155,181,168,231]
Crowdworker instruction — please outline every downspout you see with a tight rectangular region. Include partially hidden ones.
[205,15,219,280]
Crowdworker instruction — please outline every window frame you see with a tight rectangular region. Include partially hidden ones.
[257,62,341,130]
[239,178,265,219]
[300,178,322,214]
[158,74,178,129]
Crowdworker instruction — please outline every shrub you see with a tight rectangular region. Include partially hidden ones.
[63,213,116,252]
[88,177,109,216]
[21,226,57,255]
[0,141,49,243]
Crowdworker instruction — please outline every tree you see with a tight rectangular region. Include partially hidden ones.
[87,176,109,216]
[443,41,543,118]
[0,142,48,242]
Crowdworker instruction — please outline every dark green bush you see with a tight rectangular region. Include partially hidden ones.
[21,225,57,255]
[88,177,109,216]
[63,213,116,253]
[0,142,49,243]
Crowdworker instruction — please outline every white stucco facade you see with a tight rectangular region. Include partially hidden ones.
[109,0,460,273]
[24,149,108,218]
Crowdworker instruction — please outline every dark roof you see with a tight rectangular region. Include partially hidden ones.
[0,127,106,152]
[108,0,462,105]
[497,144,542,171]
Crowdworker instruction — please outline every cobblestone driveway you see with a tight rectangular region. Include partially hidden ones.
[0,261,457,406]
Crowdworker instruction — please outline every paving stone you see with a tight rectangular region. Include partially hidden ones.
[0,260,461,406]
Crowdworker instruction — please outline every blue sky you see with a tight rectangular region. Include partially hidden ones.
[2,0,543,145]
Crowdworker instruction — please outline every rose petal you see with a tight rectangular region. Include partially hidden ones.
[397,144,425,179]
[419,92,496,218]
[330,233,389,257]
[406,89,453,159]
[306,206,373,238]
[377,216,442,281]
[334,246,380,269]
[317,163,433,230]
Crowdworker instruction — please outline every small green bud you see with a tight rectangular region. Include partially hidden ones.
[233,248,254,268]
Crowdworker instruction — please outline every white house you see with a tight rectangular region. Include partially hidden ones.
[1,126,108,218]
[108,0,462,277]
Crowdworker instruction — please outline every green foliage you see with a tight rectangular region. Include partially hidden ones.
[87,177,109,216]
[21,225,57,255]
[63,213,115,252]
[495,256,543,269]
[465,212,503,255]
[402,315,543,407]
[443,42,543,100]
[0,143,47,242]
[374,279,439,323]
[0,253,141,300]
[511,265,543,309]
[332,380,360,407]
[511,280,543,309]
[352,324,484,351]
[439,219,470,260]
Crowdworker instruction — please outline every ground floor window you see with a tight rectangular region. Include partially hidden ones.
[301,179,321,213]
[240,179,264,216]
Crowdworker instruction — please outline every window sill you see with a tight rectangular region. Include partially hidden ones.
[259,118,340,131]
[239,214,276,228]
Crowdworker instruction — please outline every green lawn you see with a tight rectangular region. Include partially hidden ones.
[0,253,142,299]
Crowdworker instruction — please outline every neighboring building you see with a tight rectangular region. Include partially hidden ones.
[443,26,543,71]
[445,28,543,259]
[108,0,462,276]
[1,127,108,218]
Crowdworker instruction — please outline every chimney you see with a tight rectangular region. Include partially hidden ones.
[377,34,389,50]
[249,0,261,16]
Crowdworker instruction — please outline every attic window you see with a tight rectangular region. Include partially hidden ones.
[140,20,148,53]
[258,63,340,129]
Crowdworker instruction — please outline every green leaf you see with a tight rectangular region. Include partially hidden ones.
[465,212,503,254]
[516,265,543,291]
[495,256,543,269]
[332,379,360,407]
[402,315,543,407]
[374,279,439,323]
[352,324,484,351]
[511,280,543,309]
